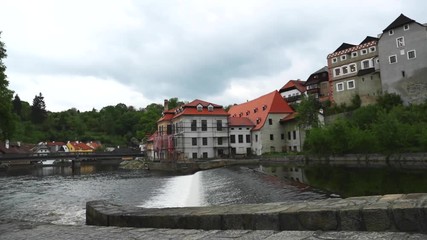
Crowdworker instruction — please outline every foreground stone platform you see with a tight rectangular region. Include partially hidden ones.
[1,220,426,240]
[87,193,427,233]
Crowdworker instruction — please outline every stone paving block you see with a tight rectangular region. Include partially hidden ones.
[338,208,364,231]
[264,230,315,240]
[362,204,393,231]
[297,209,338,231]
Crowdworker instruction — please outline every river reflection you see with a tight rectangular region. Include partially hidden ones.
[0,164,330,225]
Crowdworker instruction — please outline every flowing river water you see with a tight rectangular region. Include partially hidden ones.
[0,164,331,225]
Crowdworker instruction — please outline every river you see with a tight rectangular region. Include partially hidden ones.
[0,164,331,225]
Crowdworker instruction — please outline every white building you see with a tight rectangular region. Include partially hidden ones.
[228,117,255,156]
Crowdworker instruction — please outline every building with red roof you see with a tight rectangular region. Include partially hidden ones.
[228,117,255,156]
[279,80,307,104]
[155,99,229,161]
[228,91,294,155]
[67,141,93,153]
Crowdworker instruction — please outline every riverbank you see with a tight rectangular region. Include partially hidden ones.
[1,220,425,240]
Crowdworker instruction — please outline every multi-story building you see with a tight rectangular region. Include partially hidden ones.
[378,14,427,104]
[327,37,382,106]
[228,117,255,156]
[228,91,294,155]
[304,66,329,103]
[279,80,307,104]
[155,99,229,161]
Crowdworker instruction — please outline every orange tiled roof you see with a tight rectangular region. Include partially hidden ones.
[281,112,298,122]
[86,141,101,150]
[228,91,294,131]
[47,141,66,146]
[279,80,307,94]
[69,141,93,151]
[173,99,228,119]
[228,117,255,127]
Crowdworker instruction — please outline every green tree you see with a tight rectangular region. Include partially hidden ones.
[296,95,321,128]
[31,92,48,124]
[0,31,15,140]
[12,94,22,117]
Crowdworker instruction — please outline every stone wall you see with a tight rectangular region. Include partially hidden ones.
[87,193,427,233]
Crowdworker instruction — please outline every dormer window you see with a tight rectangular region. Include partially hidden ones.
[262,105,267,111]
[256,117,261,124]
[207,104,214,112]
[253,108,258,113]
[404,24,410,31]
[246,111,250,116]
[239,112,243,117]
[197,104,203,112]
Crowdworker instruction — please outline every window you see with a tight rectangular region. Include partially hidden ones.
[246,134,251,143]
[340,55,347,61]
[347,80,355,89]
[342,66,348,74]
[402,71,406,77]
[191,120,197,131]
[255,134,258,142]
[332,57,337,63]
[389,29,394,35]
[197,104,203,111]
[334,68,341,77]
[216,120,222,131]
[238,135,243,143]
[369,46,376,53]
[404,24,410,31]
[361,49,368,55]
[336,82,344,92]
[207,104,213,112]
[192,153,198,159]
[230,135,236,143]
[350,63,357,72]
[203,152,208,159]
[270,134,274,140]
[362,59,370,69]
[268,118,272,125]
[389,55,397,64]
[407,50,416,59]
[351,52,358,58]
[281,133,285,140]
[192,138,197,146]
[293,131,297,140]
[167,125,172,135]
[202,137,207,146]
[288,131,291,140]
[218,137,223,145]
[201,120,207,131]
[396,37,405,47]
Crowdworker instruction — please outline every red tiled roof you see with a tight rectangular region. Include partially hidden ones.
[279,80,307,93]
[157,111,175,123]
[69,141,93,151]
[281,112,298,122]
[173,99,228,119]
[228,117,255,127]
[87,142,102,150]
[47,141,66,146]
[228,91,294,131]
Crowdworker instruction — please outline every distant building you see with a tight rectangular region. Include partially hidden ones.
[155,99,229,161]
[46,141,69,152]
[67,141,93,153]
[279,80,307,104]
[228,91,294,155]
[304,66,329,103]
[327,36,382,106]
[378,14,427,104]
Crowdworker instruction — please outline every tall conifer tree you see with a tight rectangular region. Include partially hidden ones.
[0,31,15,140]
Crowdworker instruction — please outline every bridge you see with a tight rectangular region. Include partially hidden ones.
[0,152,145,162]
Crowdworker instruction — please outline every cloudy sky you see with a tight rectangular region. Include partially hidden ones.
[0,0,426,112]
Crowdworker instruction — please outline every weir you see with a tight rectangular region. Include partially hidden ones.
[87,193,427,233]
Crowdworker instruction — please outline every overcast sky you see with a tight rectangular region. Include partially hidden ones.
[0,0,426,112]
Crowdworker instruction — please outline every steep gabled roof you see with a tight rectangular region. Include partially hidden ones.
[279,80,306,93]
[305,66,328,86]
[360,36,379,45]
[334,43,356,53]
[228,117,255,127]
[228,91,293,131]
[383,14,415,32]
[281,112,298,122]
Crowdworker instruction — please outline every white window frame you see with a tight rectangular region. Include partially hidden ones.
[336,82,344,92]
[332,57,338,63]
[389,30,394,35]
[389,55,397,64]
[407,50,416,60]
[351,52,358,58]
[334,67,341,77]
[340,55,347,61]
[349,63,357,73]
[361,59,371,69]
[347,80,355,90]
[369,46,376,53]
[404,24,410,31]
[197,104,203,111]
[360,49,368,55]
[396,37,405,48]
[342,66,348,74]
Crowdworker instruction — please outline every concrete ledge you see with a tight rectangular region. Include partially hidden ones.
[87,193,427,233]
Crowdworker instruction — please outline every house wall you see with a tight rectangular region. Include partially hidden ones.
[378,22,427,104]
[258,114,288,154]
[229,126,252,155]
[283,121,305,152]
[280,89,301,99]
[172,115,229,160]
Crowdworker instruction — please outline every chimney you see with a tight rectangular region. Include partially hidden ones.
[164,99,169,111]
